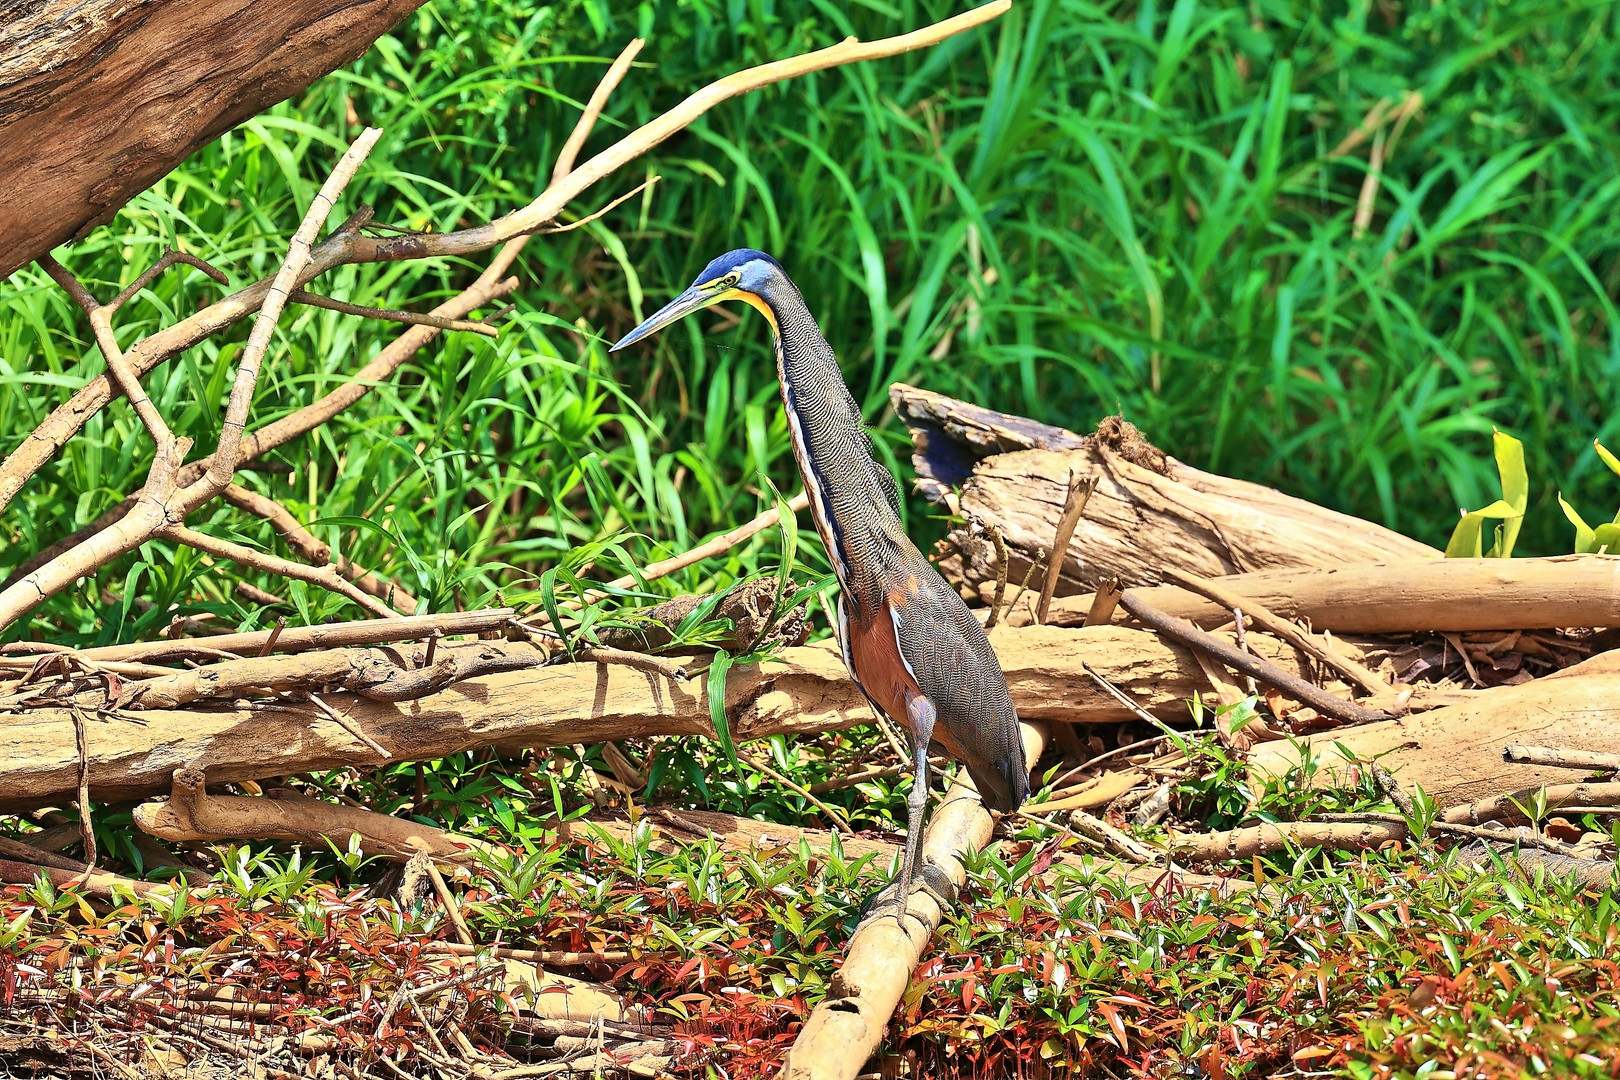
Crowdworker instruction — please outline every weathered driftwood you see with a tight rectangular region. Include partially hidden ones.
[1003,555,1620,633]
[891,384,1437,596]
[1,0,426,279]
[133,769,500,867]
[1249,653,1620,807]
[0,625,1354,808]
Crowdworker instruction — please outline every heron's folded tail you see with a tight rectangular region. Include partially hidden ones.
[965,747,1028,816]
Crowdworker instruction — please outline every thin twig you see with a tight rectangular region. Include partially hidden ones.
[289,289,500,336]
[306,692,390,759]
[107,249,230,314]
[1008,546,1044,619]
[425,860,476,946]
[72,706,96,866]
[1080,662,1181,740]
[1117,591,1390,727]
[221,483,417,610]
[574,647,688,681]
[980,519,1010,630]
[1161,566,1388,697]
[741,752,853,835]
[162,523,399,619]
[539,176,660,235]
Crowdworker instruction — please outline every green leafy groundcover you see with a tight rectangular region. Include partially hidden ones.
[4,835,1617,1078]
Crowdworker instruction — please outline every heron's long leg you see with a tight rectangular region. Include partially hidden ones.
[898,691,935,894]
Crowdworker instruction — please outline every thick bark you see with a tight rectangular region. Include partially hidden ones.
[890,384,1436,595]
[0,0,426,278]
[1001,555,1620,633]
[0,625,1349,808]
[1248,652,1620,807]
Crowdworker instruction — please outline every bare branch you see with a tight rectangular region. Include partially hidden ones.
[0,3,1011,513]
[289,288,499,337]
[160,523,400,620]
[554,39,646,182]
[198,127,383,497]
[221,483,418,611]
[107,250,230,315]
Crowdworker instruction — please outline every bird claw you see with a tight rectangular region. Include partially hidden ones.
[858,859,958,929]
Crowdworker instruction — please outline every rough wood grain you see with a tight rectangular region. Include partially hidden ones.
[0,625,1342,808]
[890,384,1437,595]
[0,0,425,278]
[133,783,499,866]
[1249,651,1620,807]
[1004,555,1620,633]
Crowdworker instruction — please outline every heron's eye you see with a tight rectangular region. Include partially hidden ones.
[721,273,741,288]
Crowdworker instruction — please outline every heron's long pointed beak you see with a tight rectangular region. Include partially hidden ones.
[609,286,730,352]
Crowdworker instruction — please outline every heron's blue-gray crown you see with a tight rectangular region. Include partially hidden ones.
[608,248,785,352]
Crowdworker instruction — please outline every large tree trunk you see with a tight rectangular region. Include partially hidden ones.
[889,384,1438,597]
[1,0,426,278]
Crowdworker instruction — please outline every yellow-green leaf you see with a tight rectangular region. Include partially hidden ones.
[1558,493,1597,553]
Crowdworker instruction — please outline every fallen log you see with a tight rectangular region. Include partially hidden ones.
[780,721,1049,1080]
[1248,652,1620,807]
[133,768,500,867]
[0,859,166,899]
[0,626,1357,808]
[0,608,517,665]
[890,384,1436,595]
[1000,555,1620,633]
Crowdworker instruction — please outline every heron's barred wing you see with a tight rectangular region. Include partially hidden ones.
[888,564,1028,814]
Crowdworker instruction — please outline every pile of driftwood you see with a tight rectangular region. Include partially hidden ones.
[6,388,1619,1079]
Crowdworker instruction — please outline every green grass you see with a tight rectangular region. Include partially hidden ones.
[4,3,1620,1073]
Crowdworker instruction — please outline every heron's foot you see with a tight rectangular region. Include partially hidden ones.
[858,859,958,927]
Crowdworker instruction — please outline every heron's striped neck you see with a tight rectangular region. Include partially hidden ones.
[748,270,905,617]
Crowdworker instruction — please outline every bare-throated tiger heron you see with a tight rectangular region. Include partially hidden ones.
[611,249,1028,914]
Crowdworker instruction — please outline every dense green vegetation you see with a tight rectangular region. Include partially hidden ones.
[4,1,1620,1075]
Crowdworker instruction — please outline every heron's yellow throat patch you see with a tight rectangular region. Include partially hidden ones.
[716,288,779,333]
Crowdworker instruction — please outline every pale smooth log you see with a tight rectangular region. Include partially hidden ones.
[1011,555,1620,633]
[780,721,1049,1080]
[1249,652,1620,807]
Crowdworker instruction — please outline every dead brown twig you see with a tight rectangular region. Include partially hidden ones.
[1117,590,1390,727]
